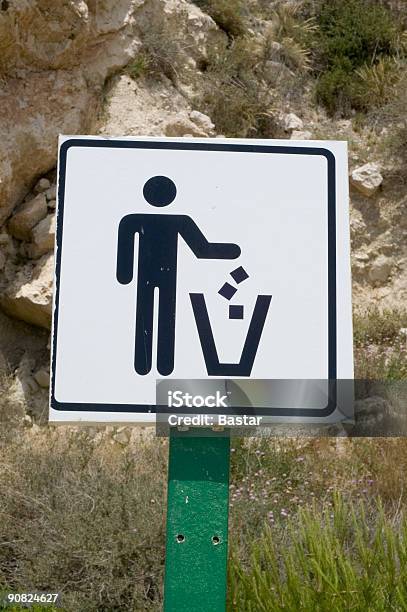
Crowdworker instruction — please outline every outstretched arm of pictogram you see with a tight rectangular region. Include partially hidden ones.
[179,216,241,260]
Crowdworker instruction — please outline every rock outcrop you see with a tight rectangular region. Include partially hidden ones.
[0,172,57,330]
[100,75,216,138]
[0,252,54,329]
[8,195,48,242]
[0,0,223,335]
[283,112,304,133]
[350,163,383,197]
[368,254,394,285]
[0,0,136,225]
[0,0,221,227]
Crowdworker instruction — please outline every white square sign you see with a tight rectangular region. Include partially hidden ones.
[50,137,353,424]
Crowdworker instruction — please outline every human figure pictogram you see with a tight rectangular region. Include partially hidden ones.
[116,175,240,376]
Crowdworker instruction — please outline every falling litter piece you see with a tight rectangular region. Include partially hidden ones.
[218,282,237,300]
[230,266,249,284]
[229,305,244,319]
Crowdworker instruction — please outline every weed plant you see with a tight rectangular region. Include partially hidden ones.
[228,495,407,611]
[194,0,245,37]
[196,37,278,138]
[353,308,407,380]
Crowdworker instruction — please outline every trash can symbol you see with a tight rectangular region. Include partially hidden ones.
[190,293,272,377]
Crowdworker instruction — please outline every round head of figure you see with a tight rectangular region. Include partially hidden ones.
[143,176,177,207]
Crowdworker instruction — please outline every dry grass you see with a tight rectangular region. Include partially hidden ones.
[1,426,407,610]
[0,427,167,611]
[126,10,194,83]
[354,307,407,380]
[195,37,280,138]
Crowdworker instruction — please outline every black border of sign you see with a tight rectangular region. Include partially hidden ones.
[51,139,337,418]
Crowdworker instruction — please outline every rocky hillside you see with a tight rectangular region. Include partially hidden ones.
[0,0,406,421]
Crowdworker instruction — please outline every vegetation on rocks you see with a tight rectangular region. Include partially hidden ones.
[194,0,246,37]
[382,72,407,163]
[354,308,407,380]
[313,0,406,115]
[196,37,279,138]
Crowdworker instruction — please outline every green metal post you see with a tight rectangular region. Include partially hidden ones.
[163,430,230,612]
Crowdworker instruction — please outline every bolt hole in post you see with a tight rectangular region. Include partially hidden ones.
[176,534,185,543]
[212,536,220,546]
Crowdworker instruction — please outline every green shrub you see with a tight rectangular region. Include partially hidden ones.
[381,71,407,162]
[261,2,316,73]
[354,307,407,347]
[275,36,311,73]
[195,37,278,138]
[353,308,407,380]
[317,56,403,115]
[315,63,356,115]
[355,57,401,108]
[126,52,151,79]
[316,0,398,68]
[313,0,404,114]
[131,12,190,81]
[268,1,316,49]
[228,495,407,611]
[194,0,245,37]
